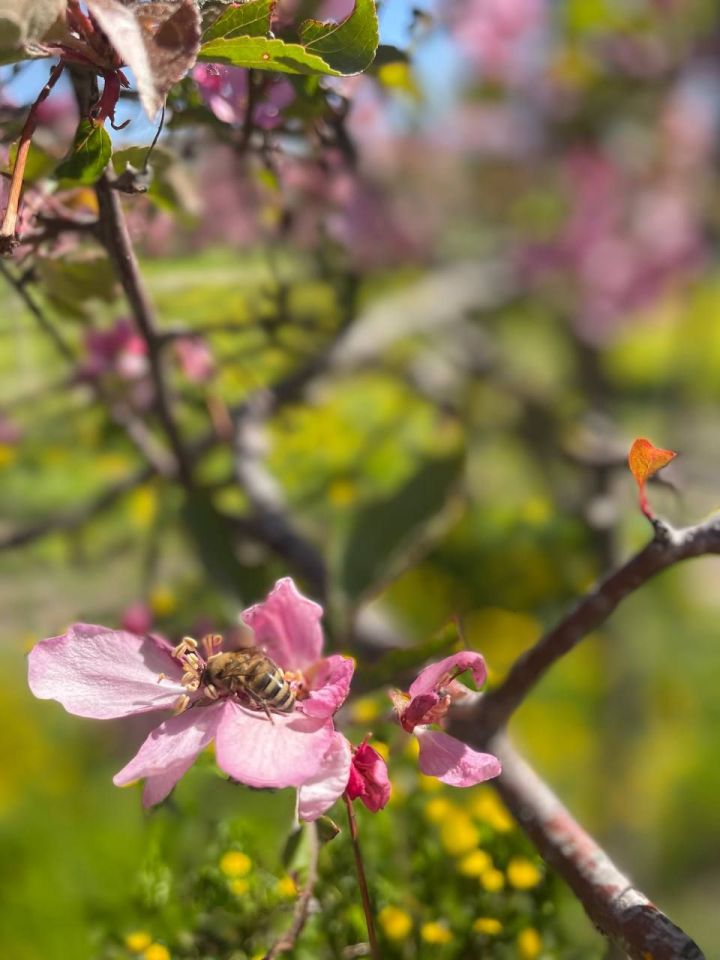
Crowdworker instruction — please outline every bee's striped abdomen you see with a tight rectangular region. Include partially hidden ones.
[246,657,295,712]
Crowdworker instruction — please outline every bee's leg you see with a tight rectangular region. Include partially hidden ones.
[245,690,276,724]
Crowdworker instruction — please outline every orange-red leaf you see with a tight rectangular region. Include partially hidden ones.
[628,438,676,518]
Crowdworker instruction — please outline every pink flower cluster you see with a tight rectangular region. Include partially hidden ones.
[28,578,500,818]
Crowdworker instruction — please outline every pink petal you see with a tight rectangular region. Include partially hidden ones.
[346,741,390,812]
[241,577,324,670]
[28,623,185,719]
[409,652,488,698]
[296,733,352,821]
[113,703,223,805]
[215,700,335,788]
[399,692,439,732]
[300,655,354,719]
[415,728,502,787]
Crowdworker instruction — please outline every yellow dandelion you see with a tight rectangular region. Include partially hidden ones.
[127,485,158,529]
[149,586,177,618]
[473,917,502,936]
[507,856,542,890]
[219,851,252,878]
[276,875,298,898]
[143,944,171,960]
[350,697,381,724]
[457,849,492,877]
[468,789,514,832]
[424,796,454,823]
[378,905,413,941]
[439,812,479,856]
[125,931,152,953]
[0,444,17,468]
[480,868,505,892]
[418,773,443,793]
[230,878,249,896]
[370,740,390,761]
[517,927,543,959]
[420,921,452,944]
[404,737,420,760]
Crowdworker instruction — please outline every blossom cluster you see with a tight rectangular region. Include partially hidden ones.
[27,578,500,820]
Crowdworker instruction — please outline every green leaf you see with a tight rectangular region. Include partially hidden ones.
[199,0,378,76]
[55,120,112,185]
[202,0,274,41]
[299,0,378,75]
[337,453,465,606]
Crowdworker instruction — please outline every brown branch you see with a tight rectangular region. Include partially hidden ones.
[95,174,194,488]
[467,517,720,737]
[487,735,705,960]
[263,822,319,960]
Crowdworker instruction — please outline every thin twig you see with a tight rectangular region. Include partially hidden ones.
[263,822,319,960]
[1,61,65,252]
[95,174,194,488]
[343,794,380,960]
[488,735,705,960]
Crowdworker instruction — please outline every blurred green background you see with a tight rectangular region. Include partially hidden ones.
[3,0,720,956]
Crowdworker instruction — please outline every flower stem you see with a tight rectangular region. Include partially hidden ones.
[1,61,65,253]
[343,792,380,960]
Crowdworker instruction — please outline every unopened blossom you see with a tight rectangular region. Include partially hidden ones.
[28,579,354,812]
[346,740,391,811]
[391,652,501,787]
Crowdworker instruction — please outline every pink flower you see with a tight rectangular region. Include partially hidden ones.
[27,579,355,811]
[391,653,501,787]
[346,740,390,812]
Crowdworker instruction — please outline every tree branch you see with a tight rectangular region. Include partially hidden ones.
[487,735,705,960]
[467,517,720,737]
[95,174,194,487]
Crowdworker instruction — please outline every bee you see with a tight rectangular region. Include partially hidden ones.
[203,649,295,720]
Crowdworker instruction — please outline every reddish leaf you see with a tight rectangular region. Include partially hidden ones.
[628,438,676,519]
[87,0,201,118]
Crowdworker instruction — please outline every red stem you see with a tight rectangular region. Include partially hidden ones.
[343,793,381,960]
[1,62,65,250]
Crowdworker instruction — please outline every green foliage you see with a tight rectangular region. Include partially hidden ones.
[56,120,112,185]
[199,0,378,76]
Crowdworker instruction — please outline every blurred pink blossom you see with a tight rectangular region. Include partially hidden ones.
[449,0,548,85]
[193,65,294,129]
[174,336,215,383]
[78,319,148,382]
[391,652,501,787]
[121,602,153,635]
